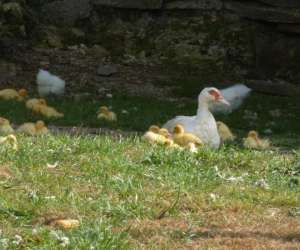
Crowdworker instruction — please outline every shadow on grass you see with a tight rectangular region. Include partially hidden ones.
[188,228,300,243]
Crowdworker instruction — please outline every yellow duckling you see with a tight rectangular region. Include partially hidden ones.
[17,122,36,136]
[37,105,64,118]
[173,124,203,148]
[217,121,236,142]
[97,106,117,122]
[26,98,47,110]
[143,125,171,145]
[158,128,172,139]
[0,88,28,101]
[0,134,18,150]
[35,120,49,135]
[0,117,14,135]
[164,139,182,149]
[17,121,49,136]
[243,130,270,150]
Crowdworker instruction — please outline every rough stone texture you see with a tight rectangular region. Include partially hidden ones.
[92,0,163,9]
[164,0,222,10]
[42,0,92,25]
[97,63,118,76]
[0,60,17,84]
[8,0,300,85]
[255,30,300,83]
[258,0,300,8]
[225,1,300,23]
[247,80,300,96]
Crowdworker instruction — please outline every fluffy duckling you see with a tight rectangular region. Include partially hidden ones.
[26,98,63,118]
[0,134,18,150]
[243,130,270,150]
[164,139,182,149]
[36,105,64,118]
[26,98,47,110]
[17,120,49,136]
[0,117,14,135]
[0,88,28,101]
[158,128,172,139]
[217,121,236,142]
[17,122,36,136]
[173,124,203,148]
[143,125,171,145]
[97,106,117,122]
[35,120,49,135]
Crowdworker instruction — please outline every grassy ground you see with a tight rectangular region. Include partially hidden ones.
[0,92,299,249]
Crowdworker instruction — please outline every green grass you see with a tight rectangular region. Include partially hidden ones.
[0,91,299,135]
[0,92,299,249]
[0,135,299,249]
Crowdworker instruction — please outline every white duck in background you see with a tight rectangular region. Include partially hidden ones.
[37,69,65,96]
[210,84,251,114]
[163,87,230,149]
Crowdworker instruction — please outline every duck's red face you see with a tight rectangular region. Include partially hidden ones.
[208,89,230,106]
[208,89,221,100]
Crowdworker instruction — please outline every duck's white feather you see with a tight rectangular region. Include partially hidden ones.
[163,88,221,149]
[37,69,65,96]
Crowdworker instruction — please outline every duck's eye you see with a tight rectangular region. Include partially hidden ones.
[208,89,221,99]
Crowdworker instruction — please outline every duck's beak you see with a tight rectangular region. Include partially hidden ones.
[217,96,230,106]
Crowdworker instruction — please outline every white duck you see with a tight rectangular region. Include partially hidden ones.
[210,84,251,114]
[163,87,230,149]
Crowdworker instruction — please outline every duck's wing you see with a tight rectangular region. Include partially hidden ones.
[163,115,196,132]
[211,84,251,114]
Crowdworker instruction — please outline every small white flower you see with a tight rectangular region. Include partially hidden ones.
[225,176,244,182]
[50,231,70,247]
[0,238,9,248]
[12,235,22,245]
[28,191,38,200]
[254,179,270,189]
[121,110,129,115]
[60,236,70,247]
[209,193,218,202]
[106,93,113,98]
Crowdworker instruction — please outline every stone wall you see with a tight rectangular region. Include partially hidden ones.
[2,0,300,84]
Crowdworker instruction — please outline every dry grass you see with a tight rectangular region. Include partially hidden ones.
[126,207,300,249]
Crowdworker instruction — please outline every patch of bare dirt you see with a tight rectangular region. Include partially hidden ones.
[0,166,13,179]
[124,208,300,249]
